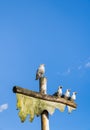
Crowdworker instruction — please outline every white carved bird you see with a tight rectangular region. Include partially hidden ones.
[65,89,70,98]
[71,92,77,101]
[57,86,63,97]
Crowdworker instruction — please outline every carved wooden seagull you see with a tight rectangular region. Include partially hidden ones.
[57,86,63,97]
[64,89,70,98]
[71,92,77,101]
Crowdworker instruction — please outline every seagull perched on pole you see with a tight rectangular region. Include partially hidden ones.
[71,92,77,101]
[35,64,45,80]
[64,89,70,99]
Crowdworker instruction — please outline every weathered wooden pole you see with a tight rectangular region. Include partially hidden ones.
[13,86,77,108]
[39,77,49,130]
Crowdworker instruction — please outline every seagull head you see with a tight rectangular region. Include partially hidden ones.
[59,86,62,89]
[40,64,45,67]
[73,92,77,95]
[67,89,71,92]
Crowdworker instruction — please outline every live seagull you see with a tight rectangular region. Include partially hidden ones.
[35,64,45,80]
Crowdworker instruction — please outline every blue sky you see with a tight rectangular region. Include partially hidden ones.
[0,0,90,130]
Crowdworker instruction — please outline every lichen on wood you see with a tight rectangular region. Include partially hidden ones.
[16,93,76,122]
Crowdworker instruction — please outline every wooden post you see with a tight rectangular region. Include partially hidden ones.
[39,77,49,130]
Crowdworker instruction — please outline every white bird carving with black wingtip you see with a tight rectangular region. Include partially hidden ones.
[35,64,45,80]
[71,92,77,101]
[57,86,63,97]
[65,89,70,98]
